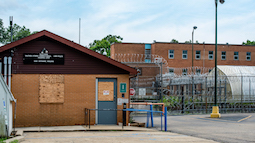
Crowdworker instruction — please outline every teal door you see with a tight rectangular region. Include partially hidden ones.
[98,78,117,124]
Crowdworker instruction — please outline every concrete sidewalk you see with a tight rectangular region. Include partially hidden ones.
[5,125,218,143]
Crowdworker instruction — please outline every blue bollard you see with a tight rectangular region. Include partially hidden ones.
[146,112,149,128]
[150,105,154,127]
[161,111,163,131]
[164,107,167,131]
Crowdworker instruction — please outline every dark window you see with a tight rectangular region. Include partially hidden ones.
[182,69,188,76]
[195,50,201,59]
[221,51,226,60]
[182,50,187,59]
[169,50,174,59]
[208,51,213,60]
[234,52,239,60]
[246,52,251,61]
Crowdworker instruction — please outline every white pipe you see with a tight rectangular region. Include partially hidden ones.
[8,57,12,90]
[0,59,2,74]
[4,57,7,83]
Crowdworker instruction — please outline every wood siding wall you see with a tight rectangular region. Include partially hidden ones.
[0,37,128,74]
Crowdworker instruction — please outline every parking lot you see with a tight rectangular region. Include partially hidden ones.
[134,113,255,143]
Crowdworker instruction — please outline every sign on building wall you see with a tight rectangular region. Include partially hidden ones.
[120,83,126,93]
[23,52,64,65]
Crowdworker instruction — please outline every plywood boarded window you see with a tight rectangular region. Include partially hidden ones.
[39,75,64,103]
[98,82,114,101]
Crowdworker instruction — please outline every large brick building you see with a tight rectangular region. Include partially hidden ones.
[111,42,255,76]
[0,30,136,127]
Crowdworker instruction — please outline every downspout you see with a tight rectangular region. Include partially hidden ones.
[4,57,7,83]
[8,57,12,90]
[0,58,2,74]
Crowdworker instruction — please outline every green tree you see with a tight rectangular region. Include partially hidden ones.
[0,19,7,44]
[185,40,191,43]
[89,35,123,56]
[242,40,255,45]
[0,18,37,44]
[170,39,178,43]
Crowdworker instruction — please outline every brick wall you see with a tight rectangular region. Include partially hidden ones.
[153,43,255,69]
[112,43,255,75]
[12,74,130,127]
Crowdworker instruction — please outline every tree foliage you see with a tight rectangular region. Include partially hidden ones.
[89,35,123,56]
[185,40,191,43]
[242,40,255,45]
[0,18,37,45]
[170,39,178,43]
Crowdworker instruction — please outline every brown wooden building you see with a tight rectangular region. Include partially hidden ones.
[0,30,136,127]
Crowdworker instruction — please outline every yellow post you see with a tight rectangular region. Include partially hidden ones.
[210,106,221,118]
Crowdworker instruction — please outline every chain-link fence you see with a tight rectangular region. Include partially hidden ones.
[130,74,255,115]
[163,75,255,115]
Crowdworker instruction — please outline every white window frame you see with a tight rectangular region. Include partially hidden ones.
[169,68,174,76]
[234,51,239,60]
[196,69,201,75]
[208,51,213,60]
[221,51,226,60]
[246,52,251,61]
[168,50,174,59]
[182,69,188,76]
[182,50,187,59]
[195,50,201,59]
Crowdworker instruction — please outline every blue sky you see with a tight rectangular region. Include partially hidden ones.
[1,0,255,47]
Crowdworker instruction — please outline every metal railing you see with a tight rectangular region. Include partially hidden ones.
[84,108,123,129]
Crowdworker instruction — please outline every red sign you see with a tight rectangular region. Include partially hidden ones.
[130,88,135,96]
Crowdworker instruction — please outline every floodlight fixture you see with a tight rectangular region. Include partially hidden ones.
[220,0,225,4]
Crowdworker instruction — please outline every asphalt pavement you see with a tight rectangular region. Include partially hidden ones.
[133,113,255,143]
[7,125,218,143]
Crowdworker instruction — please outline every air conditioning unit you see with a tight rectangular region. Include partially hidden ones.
[154,58,162,63]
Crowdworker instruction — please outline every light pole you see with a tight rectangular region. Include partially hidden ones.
[211,0,225,118]
[192,26,197,112]
[9,16,13,42]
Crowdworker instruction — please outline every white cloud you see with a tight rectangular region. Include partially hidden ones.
[1,0,254,47]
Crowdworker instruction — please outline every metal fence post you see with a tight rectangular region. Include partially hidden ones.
[123,103,126,126]
[241,75,243,113]
[181,86,184,114]
[89,109,90,129]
